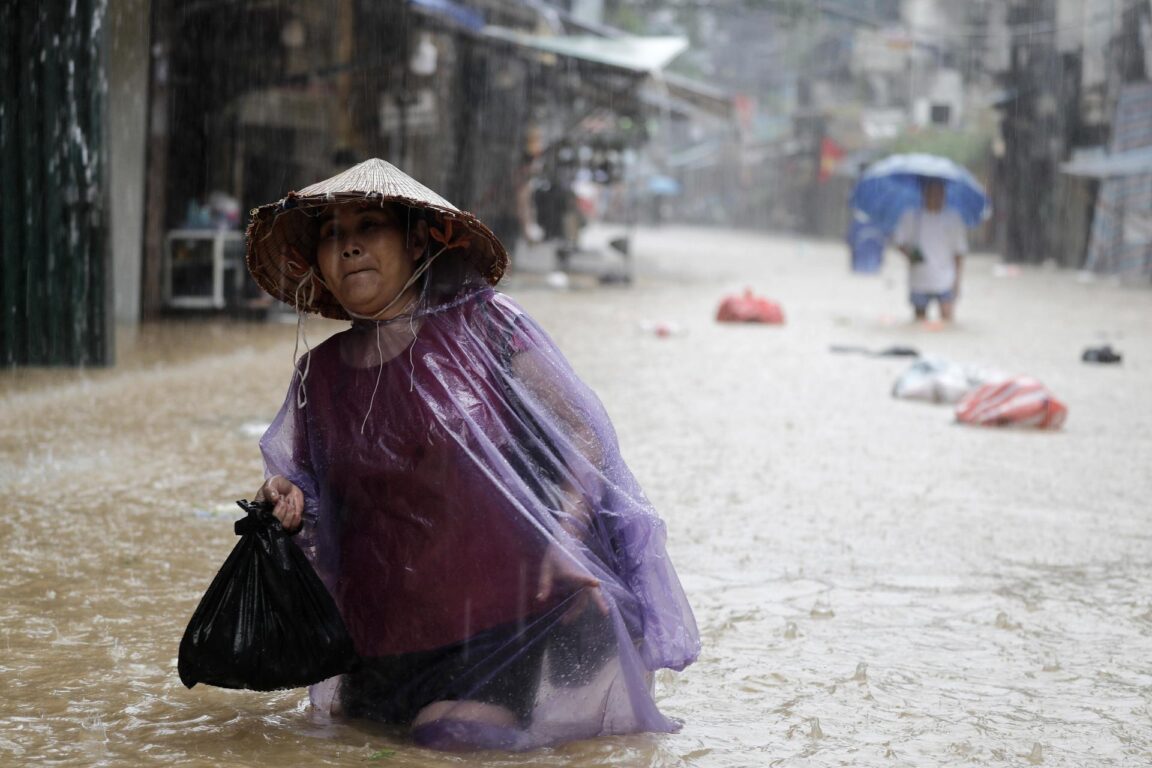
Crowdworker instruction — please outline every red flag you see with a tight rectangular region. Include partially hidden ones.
[818,137,845,182]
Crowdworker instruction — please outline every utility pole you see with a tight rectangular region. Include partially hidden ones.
[998,0,1063,264]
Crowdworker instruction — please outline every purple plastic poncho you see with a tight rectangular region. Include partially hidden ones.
[260,277,699,751]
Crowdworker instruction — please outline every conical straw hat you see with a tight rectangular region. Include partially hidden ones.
[245,158,509,320]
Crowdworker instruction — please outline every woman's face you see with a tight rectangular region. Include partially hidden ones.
[315,203,428,318]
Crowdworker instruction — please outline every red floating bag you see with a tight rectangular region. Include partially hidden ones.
[716,289,785,324]
[955,377,1067,429]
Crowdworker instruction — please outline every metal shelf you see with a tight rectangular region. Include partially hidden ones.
[163,229,245,310]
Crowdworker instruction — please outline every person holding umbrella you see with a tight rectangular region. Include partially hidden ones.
[892,176,968,322]
[849,153,990,323]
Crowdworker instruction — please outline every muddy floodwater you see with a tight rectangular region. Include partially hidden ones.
[3,227,1151,767]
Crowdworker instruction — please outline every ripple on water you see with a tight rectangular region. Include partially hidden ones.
[3,301,1152,766]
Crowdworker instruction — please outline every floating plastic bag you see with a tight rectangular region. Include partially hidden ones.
[716,289,785,324]
[178,499,358,691]
[955,377,1067,429]
[893,357,1004,404]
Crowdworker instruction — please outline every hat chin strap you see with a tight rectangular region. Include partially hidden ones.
[290,245,445,414]
[345,247,445,434]
[291,271,324,408]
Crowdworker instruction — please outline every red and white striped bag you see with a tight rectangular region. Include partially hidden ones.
[955,377,1067,429]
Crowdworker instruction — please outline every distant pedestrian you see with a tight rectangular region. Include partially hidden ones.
[892,177,968,322]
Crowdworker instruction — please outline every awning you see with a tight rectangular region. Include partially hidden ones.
[480,27,730,119]
[643,71,733,121]
[1061,145,1152,179]
[480,26,689,73]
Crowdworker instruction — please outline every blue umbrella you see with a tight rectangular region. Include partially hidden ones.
[849,153,990,235]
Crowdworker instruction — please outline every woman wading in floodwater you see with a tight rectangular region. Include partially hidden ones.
[244,158,699,752]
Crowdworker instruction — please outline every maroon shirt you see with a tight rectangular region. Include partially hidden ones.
[290,300,548,656]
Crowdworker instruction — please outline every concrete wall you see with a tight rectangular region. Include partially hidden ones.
[106,0,150,324]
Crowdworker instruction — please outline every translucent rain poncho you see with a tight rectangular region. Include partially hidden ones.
[260,268,699,750]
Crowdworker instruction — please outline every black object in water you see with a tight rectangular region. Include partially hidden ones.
[178,499,358,691]
[830,344,921,358]
[1082,345,1123,364]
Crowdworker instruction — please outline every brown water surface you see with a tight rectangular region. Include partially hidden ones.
[3,227,1151,766]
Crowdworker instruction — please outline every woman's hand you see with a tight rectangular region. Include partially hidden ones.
[255,475,305,533]
[537,543,609,623]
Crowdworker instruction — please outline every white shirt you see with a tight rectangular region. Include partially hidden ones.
[893,208,968,293]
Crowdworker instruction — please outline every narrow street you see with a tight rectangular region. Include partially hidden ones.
[2,225,1150,766]
[516,225,1152,766]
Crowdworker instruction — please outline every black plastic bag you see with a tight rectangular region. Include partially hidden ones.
[1082,345,1123,364]
[178,499,358,691]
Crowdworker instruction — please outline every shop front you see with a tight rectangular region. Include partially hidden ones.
[140,0,728,315]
